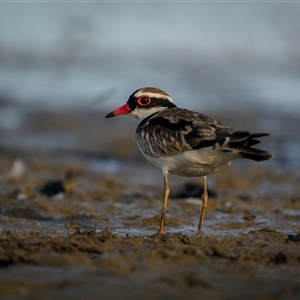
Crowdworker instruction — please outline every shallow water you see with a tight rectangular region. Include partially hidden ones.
[1,4,300,116]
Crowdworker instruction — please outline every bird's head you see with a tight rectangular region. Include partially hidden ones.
[105,87,177,121]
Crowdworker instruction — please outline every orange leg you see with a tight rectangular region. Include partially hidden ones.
[157,170,170,235]
[196,176,208,236]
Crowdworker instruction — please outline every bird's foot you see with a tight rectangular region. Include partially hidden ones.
[195,230,202,236]
[157,228,166,235]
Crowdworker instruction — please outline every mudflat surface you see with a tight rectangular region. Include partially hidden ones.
[0,106,300,299]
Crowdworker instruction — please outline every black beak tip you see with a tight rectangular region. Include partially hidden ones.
[105,112,115,118]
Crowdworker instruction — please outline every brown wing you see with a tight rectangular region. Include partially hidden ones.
[136,108,272,161]
[136,108,221,157]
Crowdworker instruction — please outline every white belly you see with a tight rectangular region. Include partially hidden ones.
[140,147,238,177]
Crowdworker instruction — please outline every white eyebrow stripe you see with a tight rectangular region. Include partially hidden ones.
[133,91,174,103]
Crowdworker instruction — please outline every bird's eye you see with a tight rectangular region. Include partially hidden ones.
[137,96,151,107]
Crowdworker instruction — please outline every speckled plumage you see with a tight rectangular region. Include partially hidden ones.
[136,107,271,161]
[106,87,272,235]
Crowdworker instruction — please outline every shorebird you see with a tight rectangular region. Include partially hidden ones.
[105,87,272,235]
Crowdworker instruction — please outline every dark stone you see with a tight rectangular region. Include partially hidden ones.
[39,180,65,197]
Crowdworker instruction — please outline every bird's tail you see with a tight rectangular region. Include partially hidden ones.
[228,132,273,161]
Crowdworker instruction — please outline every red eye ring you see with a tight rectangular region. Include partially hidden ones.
[137,96,151,107]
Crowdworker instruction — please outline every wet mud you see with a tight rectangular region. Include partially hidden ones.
[0,107,300,299]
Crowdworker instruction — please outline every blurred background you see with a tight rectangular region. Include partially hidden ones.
[0,2,300,164]
[1,4,300,298]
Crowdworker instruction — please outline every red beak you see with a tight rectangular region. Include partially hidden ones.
[105,103,131,118]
